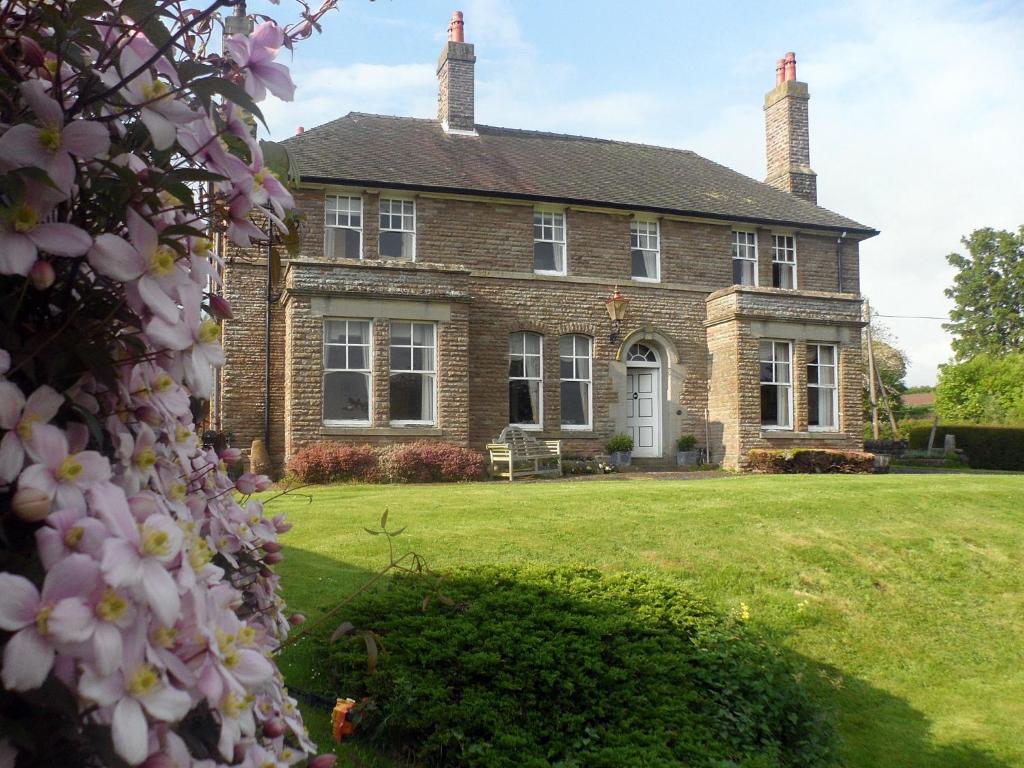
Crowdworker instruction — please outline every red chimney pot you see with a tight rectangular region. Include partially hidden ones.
[296,126,304,134]
[448,11,464,43]
[783,51,797,81]
[775,58,785,86]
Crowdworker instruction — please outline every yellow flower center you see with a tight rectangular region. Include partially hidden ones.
[57,455,83,482]
[168,481,187,502]
[193,238,212,257]
[154,373,173,393]
[38,125,61,152]
[134,447,157,470]
[96,588,128,622]
[141,79,169,101]
[141,528,170,557]
[64,525,84,549]
[197,319,221,345]
[35,605,52,636]
[222,647,239,669]
[148,245,177,276]
[44,60,58,75]
[175,425,191,443]
[222,691,244,719]
[17,414,40,440]
[10,204,38,233]
[127,664,160,697]
[188,538,212,571]
[237,626,256,646]
[152,625,178,648]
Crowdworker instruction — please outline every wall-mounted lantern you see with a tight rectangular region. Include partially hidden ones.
[604,286,630,343]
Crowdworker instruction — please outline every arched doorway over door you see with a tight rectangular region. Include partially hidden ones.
[624,342,661,457]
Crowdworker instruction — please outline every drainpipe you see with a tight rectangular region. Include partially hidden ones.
[836,230,847,293]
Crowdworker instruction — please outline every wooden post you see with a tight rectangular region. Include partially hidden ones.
[865,301,879,440]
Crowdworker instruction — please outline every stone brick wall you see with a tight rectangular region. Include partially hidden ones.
[218,188,868,471]
[437,41,475,132]
[763,80,817,204]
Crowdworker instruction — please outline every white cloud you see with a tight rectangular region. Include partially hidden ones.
[267,0,1023,384]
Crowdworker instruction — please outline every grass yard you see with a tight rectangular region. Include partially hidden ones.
[271,475,1024,767]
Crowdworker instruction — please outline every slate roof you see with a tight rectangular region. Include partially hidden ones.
[283,113,876,236]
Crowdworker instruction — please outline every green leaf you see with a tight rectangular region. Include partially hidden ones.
[380,507,389,529]
[190,77,266,128]
[363,527,380,536]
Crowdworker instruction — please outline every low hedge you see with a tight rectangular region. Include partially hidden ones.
[287,441,487,483]
[748,448,875,474]
[324,566,837,768]
[906,424,1024,470]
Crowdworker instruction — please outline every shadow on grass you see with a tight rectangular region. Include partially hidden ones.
[277,549,1010,768]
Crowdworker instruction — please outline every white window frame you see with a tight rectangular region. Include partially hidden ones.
[533,209,567,276]
[771,234,797,289]
[759,339,793,431]
[322,318,372,426]
[508,331,543,430]
[379,197,416,261]
[559,334,592,430]
[324,193,363,260]
[807,343,839,431]
[388,321,437,426]
[630,219,660,282]
[731,229,758,287]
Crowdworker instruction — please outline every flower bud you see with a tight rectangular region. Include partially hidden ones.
[29,260,55,290]
[219,447,242,464]
[263,717,286,738]
[19,37,46,68]
[264,551,283,565]
[261,540,282,553]
[288,613,306,626]
[141,753,175,768]
[208,294,234,320]
[308,756,338,768]
[12,487,51,522]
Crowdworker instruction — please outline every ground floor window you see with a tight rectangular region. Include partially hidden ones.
[323,319,371,424]
[509,331,543,426]
[807,343,838,430]
[389,321,436,424]
[560,334,591,428]
[760,340,792,429]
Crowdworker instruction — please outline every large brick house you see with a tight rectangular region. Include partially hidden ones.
[213,13,877,470]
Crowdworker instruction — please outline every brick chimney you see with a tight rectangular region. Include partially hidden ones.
[764,52,817,204]
[437,11,476,134]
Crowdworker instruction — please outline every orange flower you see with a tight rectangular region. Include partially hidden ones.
[331,698,357,743]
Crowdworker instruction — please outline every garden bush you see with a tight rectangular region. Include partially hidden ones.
[907,424,1024,470]
[287,441,487,483]
[287,442,380,483]
[747,448,875,474]
[323,566,837,768]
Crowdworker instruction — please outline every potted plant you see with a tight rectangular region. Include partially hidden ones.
[676,434,699,466]
[605,434,634,467]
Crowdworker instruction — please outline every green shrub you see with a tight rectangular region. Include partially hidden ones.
[604,433,633,453]
[323,566,837,768]
[935,353,1024,423]
[747,449,875,474]
[676,434,697,451]
[907,424,1024,470]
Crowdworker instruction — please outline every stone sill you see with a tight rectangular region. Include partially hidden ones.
[759,430,846,441]
[321,426,444,437]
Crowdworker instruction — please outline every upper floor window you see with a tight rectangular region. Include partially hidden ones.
[323,319,371,424]
[772,235,797,288]
[534,211,566,275]
[759,340,792,429]
[732,230,757,286]
[380,198,415,260]
[325,195,362,259]
[630,220,660,281]
[808,343,838,430]
[560,335,592,429]
[509,331,543,427]
[389,321,435,425]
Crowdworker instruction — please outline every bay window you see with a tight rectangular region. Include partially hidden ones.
[509,331,543,427]
[808,344,839,430]
[760,340,792,429]
[323,319,371,424]
[389,321,435,424]
[560,334,591,429]
[325,194,362,259]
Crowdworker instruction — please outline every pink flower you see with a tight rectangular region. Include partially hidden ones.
[0,381,63,483]
[87,209,190,323]
[0,186,92,276]
[0,79,109,192]
[106,48,196,151]
[0,554,100,691]
[235,473,271,495]
[36,507,108,570]
[225,22,296,102]
[18,424,111,511]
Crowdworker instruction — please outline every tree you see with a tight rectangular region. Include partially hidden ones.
[936,354,1024,424]
[943,227,1024,359]
[863,316,909,437]
[0,1,339,766]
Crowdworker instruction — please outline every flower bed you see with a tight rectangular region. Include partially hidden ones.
[287,441,487,484]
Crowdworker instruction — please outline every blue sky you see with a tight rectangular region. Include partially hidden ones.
[252,0,1024,385]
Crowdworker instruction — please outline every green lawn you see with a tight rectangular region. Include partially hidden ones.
[271,475,1024,768]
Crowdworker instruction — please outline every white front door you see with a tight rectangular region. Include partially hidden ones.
[626,367,661,457]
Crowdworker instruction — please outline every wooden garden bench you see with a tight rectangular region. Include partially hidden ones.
[486,426,562,481]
